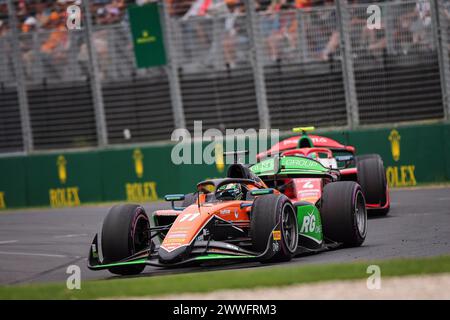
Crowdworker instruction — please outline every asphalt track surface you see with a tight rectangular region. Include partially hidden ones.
[0,187,449,285]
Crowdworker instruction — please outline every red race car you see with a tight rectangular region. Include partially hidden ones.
[256,127,390,216]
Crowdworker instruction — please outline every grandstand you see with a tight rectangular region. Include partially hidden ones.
[0,0,449,153]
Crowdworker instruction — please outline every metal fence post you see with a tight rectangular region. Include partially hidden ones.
[297,10,309,63]
[7,0,33,153]
[244,0,270,130]
[384,3,396,55]
[336,0,359,128]
[434,0,450,121]
[160,1,186,130]
[107,28,119,80]
[82,0,108,147]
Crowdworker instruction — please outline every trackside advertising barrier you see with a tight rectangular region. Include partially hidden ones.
[0,123,449,209]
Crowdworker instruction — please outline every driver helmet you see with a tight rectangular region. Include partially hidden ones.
[216,183,244,201]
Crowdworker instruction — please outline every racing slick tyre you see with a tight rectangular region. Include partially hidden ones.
[355,154,381,162]
[101,204,150,275]
[182,193,198,207]
[321,182,367,247]
[250,194,298,262]
[356,156,389,216]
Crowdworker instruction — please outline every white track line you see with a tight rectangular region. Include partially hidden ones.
[0,251,70,258]
[0,240,18,245]
[53,234,88,239]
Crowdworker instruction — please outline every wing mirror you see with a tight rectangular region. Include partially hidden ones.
[164,194,185,202]
[334,155,354,169]
[164,194,185,211]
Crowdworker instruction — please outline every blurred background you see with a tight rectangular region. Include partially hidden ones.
[0,0,449,154]
[1,1,449,293]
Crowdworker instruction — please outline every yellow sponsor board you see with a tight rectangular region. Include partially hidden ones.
[49,187,81,207]
[0,192,6,209]
[126,182,158,202]
[386,165,417,187]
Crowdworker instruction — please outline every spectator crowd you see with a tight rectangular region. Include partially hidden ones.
[0,0,136,36]
[0,0,444,79]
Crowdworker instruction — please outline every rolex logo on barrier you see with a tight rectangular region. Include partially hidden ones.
[215,143,225,173]
[388,129,401,162]
[50,155,80,207]
[133,149,144,179]
[386,129,416,187]
[57,155,67,184]
[126,149,158,202]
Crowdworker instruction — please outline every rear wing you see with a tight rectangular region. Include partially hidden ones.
[250,155,337,179]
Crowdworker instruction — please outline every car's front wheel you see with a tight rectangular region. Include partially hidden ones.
[321,182,367,247]
[251,194,298,262]
[101,204,150,275]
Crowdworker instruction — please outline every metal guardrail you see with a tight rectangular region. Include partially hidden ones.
[0,0,449,154]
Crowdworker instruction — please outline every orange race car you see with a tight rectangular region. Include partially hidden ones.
[88,159,367,276]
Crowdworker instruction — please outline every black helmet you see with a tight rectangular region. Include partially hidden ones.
[216,183,243,201]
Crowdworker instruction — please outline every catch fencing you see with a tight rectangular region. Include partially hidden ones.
[1,0,450,154]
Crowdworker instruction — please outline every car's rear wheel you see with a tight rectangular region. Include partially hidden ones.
[101,204,150,275]
[321,182,367,247]
[251,194,298,262]
[356,155,389,216]
[355,154,381,162]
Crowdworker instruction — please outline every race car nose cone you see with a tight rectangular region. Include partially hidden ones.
[158,245,189,264]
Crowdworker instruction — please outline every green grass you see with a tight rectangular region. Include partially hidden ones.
[1,255,449,299]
